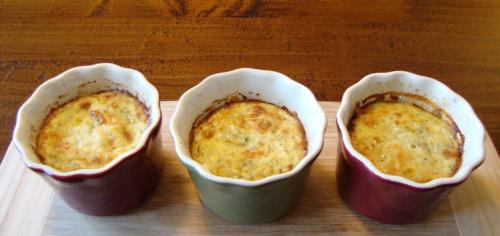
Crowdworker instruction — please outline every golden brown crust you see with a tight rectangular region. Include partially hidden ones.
[36,91,149,172]
[190,101,307,181]
[348,92,464,183]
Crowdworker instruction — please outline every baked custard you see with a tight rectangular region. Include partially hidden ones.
[348,94,463,183]
[36,91,149,172]
[190,101,307,181]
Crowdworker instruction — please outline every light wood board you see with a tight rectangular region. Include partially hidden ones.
[0,101,499,235]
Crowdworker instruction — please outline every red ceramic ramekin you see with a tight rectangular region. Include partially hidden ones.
[336,71,485,224]
[13,63,162,215]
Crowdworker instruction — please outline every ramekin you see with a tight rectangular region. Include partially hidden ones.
[336,71,485,224]
[13,63,162,215]
[170,68,327,223]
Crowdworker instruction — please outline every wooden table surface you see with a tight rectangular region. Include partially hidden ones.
[1,1,499,161]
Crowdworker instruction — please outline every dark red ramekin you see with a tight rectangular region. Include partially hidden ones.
[336,71,485,224]
[13,63,162,215]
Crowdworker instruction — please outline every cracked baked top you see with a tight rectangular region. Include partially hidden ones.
[190,101,307,181]
[36,91,149,172]
[349,99,463,183]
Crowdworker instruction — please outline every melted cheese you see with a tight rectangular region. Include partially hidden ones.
[36,91,149,172]
[349,101,462,183]
[191,102,307,181]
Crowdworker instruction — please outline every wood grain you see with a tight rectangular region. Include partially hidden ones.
[0,1,499,165]
[449,135,500,236]
[0,142,54,236]
[1,102,499,235]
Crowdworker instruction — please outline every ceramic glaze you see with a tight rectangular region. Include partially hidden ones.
[336,71,485,224]
[13,63,162,215]
[170,68,327,223]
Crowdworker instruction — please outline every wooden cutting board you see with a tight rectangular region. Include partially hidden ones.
[1,101,499,236]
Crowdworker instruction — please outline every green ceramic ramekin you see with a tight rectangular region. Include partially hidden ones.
[170,68,327,224]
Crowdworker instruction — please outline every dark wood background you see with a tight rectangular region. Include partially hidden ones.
[1,0,499,162]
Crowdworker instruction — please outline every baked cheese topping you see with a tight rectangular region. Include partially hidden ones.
[36,91,149,172]
[348,101,462,183]
[191,102,307,181]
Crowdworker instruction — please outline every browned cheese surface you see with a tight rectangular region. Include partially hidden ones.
[36,91,148,172]
[349,101,462,183]
[191,101,306,180]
